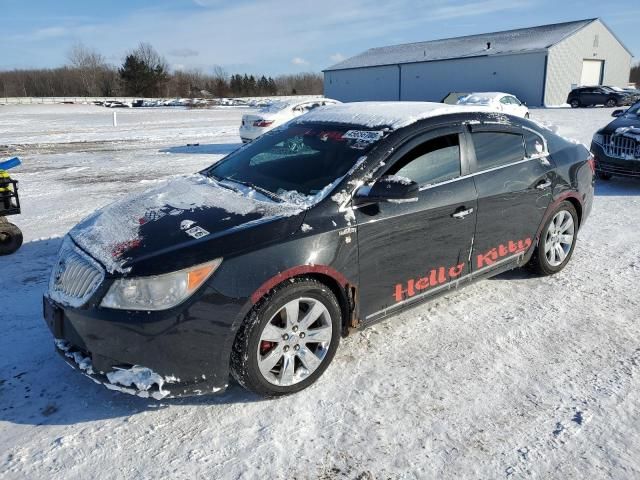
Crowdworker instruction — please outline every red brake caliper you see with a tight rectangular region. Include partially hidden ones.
[260,341,274,354]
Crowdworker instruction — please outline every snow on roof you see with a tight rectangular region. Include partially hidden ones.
[295,101,491,129]
[325,19,597,71]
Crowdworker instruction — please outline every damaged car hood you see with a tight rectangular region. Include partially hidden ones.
[601,115,640,134]
[69,174,306,275]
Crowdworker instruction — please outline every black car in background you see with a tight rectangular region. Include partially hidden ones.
[567,86,634,108]
[591,101,640,179]
[43,103,595,399]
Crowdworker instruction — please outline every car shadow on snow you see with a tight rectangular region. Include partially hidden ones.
[159,143,242,155]
[490,269,534,281]
[0,237,267,428]
[594,177,640,196]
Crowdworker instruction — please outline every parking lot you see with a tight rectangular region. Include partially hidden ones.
[1,104,639,479]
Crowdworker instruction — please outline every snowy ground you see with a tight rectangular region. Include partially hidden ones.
[1,104,639,479]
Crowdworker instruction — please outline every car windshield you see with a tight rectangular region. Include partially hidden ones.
[458,94,493,105]
[259,101,292,113]
[205,123,384,201]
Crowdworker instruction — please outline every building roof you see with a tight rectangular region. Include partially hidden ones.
[325,19,598,71]
[294,101,492,130]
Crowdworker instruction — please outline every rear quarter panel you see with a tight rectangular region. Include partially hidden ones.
[545,131,595,226]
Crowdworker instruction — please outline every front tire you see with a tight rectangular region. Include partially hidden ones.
[570,99,580,108]
[0,219,23,255]
[231,279,342,397]
[528,201,578,276]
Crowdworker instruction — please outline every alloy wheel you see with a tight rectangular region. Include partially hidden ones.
[544,210,575,267]
[257,297,333,386]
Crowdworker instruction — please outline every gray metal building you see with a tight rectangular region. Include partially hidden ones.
[324,19,633,107]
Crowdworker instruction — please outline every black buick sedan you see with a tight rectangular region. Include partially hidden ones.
[591,101,640,179]
[44,102,595,398]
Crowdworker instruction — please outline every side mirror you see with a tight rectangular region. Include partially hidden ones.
[611,109,624,117]
[353,175,419,205]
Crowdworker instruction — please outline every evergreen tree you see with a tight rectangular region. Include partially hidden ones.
[119,43,168,97]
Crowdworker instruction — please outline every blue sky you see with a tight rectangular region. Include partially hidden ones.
[2,0,637,75]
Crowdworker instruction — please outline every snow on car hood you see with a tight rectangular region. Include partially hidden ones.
[69,174,305,274]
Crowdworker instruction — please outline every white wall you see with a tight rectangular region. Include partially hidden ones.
[324,65,400,102]
[324,52,548,106]
[400,52,547,106]
[546,19,632,106]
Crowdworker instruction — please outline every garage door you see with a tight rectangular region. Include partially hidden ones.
[580,60,604,86]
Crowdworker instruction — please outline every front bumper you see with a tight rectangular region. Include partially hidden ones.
[43,290,239,398]
[591,143,640,178]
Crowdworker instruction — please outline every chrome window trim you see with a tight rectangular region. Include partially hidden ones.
[345,124,551,209]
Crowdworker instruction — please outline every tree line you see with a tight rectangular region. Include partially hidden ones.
[0,43,323,98]
[631,64,640,86]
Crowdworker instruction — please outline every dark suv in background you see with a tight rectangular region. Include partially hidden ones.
[567,86,635,108]
[591,101,640,179]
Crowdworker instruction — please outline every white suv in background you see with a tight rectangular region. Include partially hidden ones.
[239,98,341,142]
[456,92,530,118]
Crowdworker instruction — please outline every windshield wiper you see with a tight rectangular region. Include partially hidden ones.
[222,177,284,203]
[207,172,243,193]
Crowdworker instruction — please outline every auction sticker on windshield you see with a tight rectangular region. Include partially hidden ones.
[342,130,385,142]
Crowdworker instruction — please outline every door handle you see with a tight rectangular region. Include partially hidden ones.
[536,179,552,190]
[452,207,474,219]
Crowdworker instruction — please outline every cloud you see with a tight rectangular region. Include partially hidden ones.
[291,57,309,66]
[169,48,199,58]
[32,27,68,40]
[428,0,532,21]
[330,53,345,63]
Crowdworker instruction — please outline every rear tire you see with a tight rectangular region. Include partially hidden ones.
[605,99,617,108]
[528,201,578,276]
[570,99,580,108]
[231,278,342,397]
[524,113,530,119]
[0,220,23,255]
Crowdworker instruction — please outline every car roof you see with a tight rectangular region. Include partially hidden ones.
[259,98,340,113]
[295,101,493,130]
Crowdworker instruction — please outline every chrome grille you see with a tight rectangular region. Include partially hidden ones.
[603,134,640,160]
[49,237,104,307]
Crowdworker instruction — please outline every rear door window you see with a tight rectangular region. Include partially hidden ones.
[523,131,546,157]
[386,134,461,186]
[471,132,525,171]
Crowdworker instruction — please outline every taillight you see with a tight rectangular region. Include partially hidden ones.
[587,154,596,174]
[253,119,275,128]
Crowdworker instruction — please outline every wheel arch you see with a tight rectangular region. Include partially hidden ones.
[249,265,356,336]
[564,196,583,228]
[535,192,583,246]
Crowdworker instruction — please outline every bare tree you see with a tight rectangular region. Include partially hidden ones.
[67,43,109,96]
[631,63,640,85]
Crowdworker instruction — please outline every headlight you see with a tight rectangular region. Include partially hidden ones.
[100,259,222,311]
[592,133,604,145]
